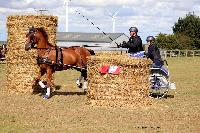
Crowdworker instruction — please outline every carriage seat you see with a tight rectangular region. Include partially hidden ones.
[129,51,145,58]
[150,65,169,79]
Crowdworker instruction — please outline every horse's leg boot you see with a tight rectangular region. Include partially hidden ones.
[76,76,83,88]
[43,87,51,99]
[39,81,46,88]
[83,81,87,92]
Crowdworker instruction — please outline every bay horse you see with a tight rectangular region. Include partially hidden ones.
[25,27,95,99]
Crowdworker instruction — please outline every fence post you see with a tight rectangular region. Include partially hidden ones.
[192,50,194,57]
[170,50,172,57]
[185,50,188,57]
[165,51,167,59]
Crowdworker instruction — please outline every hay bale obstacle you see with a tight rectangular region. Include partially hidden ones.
[87,53,152,108]
[6,15,57,93]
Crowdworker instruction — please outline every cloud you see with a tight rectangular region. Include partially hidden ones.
[70,0,137,7]
[0,0,200,41]
[0,0,61,9]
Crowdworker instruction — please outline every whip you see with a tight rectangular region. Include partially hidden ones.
[74,9,123,52]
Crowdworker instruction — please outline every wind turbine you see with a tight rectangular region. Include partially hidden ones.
[106,9,120,33]
[64,0,71,32]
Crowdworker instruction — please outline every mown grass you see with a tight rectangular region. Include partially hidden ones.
[0,57,200,132]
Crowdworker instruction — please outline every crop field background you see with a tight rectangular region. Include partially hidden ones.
[0,57,200,132]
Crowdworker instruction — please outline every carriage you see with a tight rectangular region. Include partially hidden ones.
[131,51,176,98]
[149,60,176,98]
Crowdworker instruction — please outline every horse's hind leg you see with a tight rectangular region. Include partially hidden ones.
[76,75,83,88]
[43,67,53,99]
[81,70,87,92]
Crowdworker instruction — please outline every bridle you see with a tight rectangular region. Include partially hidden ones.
[26,30,56,51]
[28,31,37,49]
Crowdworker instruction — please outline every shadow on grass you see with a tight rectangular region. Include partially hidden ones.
[32,84,45,95]
[52,91,86,96]
[150,93,175,99]
[32,84,86,97]
[55,85,61,90]
[167,94,174,98]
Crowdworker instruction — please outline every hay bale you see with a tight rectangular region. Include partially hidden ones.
[6,15,57,93]
[87,53,152,108]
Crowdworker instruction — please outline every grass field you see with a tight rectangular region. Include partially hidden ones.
[0,57,200,132]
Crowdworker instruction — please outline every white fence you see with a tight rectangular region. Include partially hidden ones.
[160,50,200,58]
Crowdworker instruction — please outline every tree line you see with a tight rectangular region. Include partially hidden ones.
[156,12,200,50]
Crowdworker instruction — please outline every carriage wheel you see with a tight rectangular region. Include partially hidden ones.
[149,73,169,99]
[149,87,169,99]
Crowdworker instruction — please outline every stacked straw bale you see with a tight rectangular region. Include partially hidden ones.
[87,53,152,108]
[6,15,57,93]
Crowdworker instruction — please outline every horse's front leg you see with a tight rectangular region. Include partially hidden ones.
[35,68,46,88]
[35,65,45,82]
[43,67,53,99]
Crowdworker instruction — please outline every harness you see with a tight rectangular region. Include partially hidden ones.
[56,47,63,65]
[36,47,86,71]
[26,28,86,71]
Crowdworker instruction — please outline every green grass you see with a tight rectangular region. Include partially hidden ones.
[0,57,200,132]
[0,63,6,86]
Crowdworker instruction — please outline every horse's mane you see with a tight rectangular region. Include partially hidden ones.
[36,28,48,40]
[36,27,54,47]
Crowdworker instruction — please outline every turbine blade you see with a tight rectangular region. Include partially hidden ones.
[105,9,113,17]
[113,8,121,17]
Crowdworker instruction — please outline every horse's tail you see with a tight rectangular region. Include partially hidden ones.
[87,49,95,55]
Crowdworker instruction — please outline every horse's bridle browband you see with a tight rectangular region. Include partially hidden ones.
[28,30,37,49]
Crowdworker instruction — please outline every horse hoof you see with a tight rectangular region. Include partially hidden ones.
[78,83,83,88]
[76,80,82,88]
[43,95,50,99]
[83,89,87,93]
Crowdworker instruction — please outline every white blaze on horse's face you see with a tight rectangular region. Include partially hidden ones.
[25,32,36,51]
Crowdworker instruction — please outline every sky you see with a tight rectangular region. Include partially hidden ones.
[0,0,200,42]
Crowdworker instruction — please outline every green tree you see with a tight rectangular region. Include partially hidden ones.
[156,33,194,50]
[155,12,200,50]
[175,33,194,49]
[156,33,178,50]
[173,12,200,49]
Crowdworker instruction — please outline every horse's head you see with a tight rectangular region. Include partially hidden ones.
[25,26,38,51]
[25,26,50,51]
